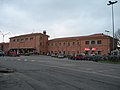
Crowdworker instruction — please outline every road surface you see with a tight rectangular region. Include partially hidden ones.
[0,55,120,90]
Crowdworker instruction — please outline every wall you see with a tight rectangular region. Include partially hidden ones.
[47,34,113,55]
[0,43,9,52]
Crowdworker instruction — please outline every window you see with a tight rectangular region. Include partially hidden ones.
[98,51,101,55]
[63,42,65,46]
[85,41,89,44]
[25,38,28,41]
[59,43,61,46]
[17,39,19,42]
[13,39,16,42]
[21,38,24,41]
[30,37,33,40]
[40,37,42,40]
[91,41,95,44]
[40,42,42,46]
[51,43,53,46]
[73,42,75,45]
[68,42,70,46]
[51,51,53,53]
[97,40,102,44]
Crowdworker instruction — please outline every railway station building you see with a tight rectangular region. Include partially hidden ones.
[1,31,117,55]
[9,31,49,55]
[47,33,117,55]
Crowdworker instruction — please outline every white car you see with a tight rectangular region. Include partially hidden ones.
[57,54,65,58]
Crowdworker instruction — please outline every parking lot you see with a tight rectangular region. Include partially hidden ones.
[0,55,120,90]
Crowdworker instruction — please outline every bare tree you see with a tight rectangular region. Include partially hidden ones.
[115,28,120,46]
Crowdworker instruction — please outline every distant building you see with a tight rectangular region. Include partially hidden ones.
[48,33,117,55]
[1,32,117,55]
[9,31,49,55]
[0,42,9,52]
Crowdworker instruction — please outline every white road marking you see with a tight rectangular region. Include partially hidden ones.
[36,63,120,79]
[31,60,35,62]
[85,68,93,70]
[24,59,27,61]
[97,69,114,72]
[3,73,13,76]
[17,59,21,61]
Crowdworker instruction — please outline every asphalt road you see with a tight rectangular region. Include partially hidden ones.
[0,55,120,90]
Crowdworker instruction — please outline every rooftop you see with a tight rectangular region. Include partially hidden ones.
[9,32,49,39]
[48,33,111,42]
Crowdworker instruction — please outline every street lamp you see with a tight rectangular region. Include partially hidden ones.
[105,30,110,35]
[107,1,118,50]
[105,30,110,54]
[0,31,10,42]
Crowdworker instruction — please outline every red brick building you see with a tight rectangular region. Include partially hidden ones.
[1,32,117,55]
[9,31,49,54]
[0,42,9,52]
[48,33,117,55]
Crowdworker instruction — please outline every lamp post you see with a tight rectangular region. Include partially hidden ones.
[0,31,10,42]
[105,30,110,54]
[105,30,110,35]
[107,1,118,50]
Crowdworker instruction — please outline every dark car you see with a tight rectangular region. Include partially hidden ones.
[0,50,4,56]
[68,54,75,60]
[5,50,19,57]
[68,54,85,60]
[72,54,85,60]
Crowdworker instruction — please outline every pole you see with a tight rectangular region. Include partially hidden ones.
[112,4,115,50]
[105,30,110,54]
[3,35,4,42]
[0,31,10,43]
[107,1,118,50]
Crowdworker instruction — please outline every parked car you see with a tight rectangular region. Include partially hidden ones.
[0,50,4,56]
[68,54,75,60]
[24,53,30,56]
[57,54,65,58]
[68,54,85,60]
[5,50,19,57]
[73,54,85,60]
[51,53,58,57]
[46,53,51,56]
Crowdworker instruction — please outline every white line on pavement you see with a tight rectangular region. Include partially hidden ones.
[36,63,120,79]
[31,60,36,62]
[97,69,114,72]
[17,59,21,61]
[24,59,27,61]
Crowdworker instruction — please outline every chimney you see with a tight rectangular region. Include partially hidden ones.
[43,30,46,35]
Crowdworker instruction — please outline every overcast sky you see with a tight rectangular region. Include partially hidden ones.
[0,0,120,42]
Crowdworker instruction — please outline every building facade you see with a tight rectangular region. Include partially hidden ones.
[1,32,117,55]
[9,31,49,54]
[48,33,117,55]
[0,42,9,52]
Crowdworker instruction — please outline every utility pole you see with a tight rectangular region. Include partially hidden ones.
[107,1,118,50]
[105,30,110,54]
[0,31,10,42]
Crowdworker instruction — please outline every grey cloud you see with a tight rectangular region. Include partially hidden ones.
[0,0,120,42]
